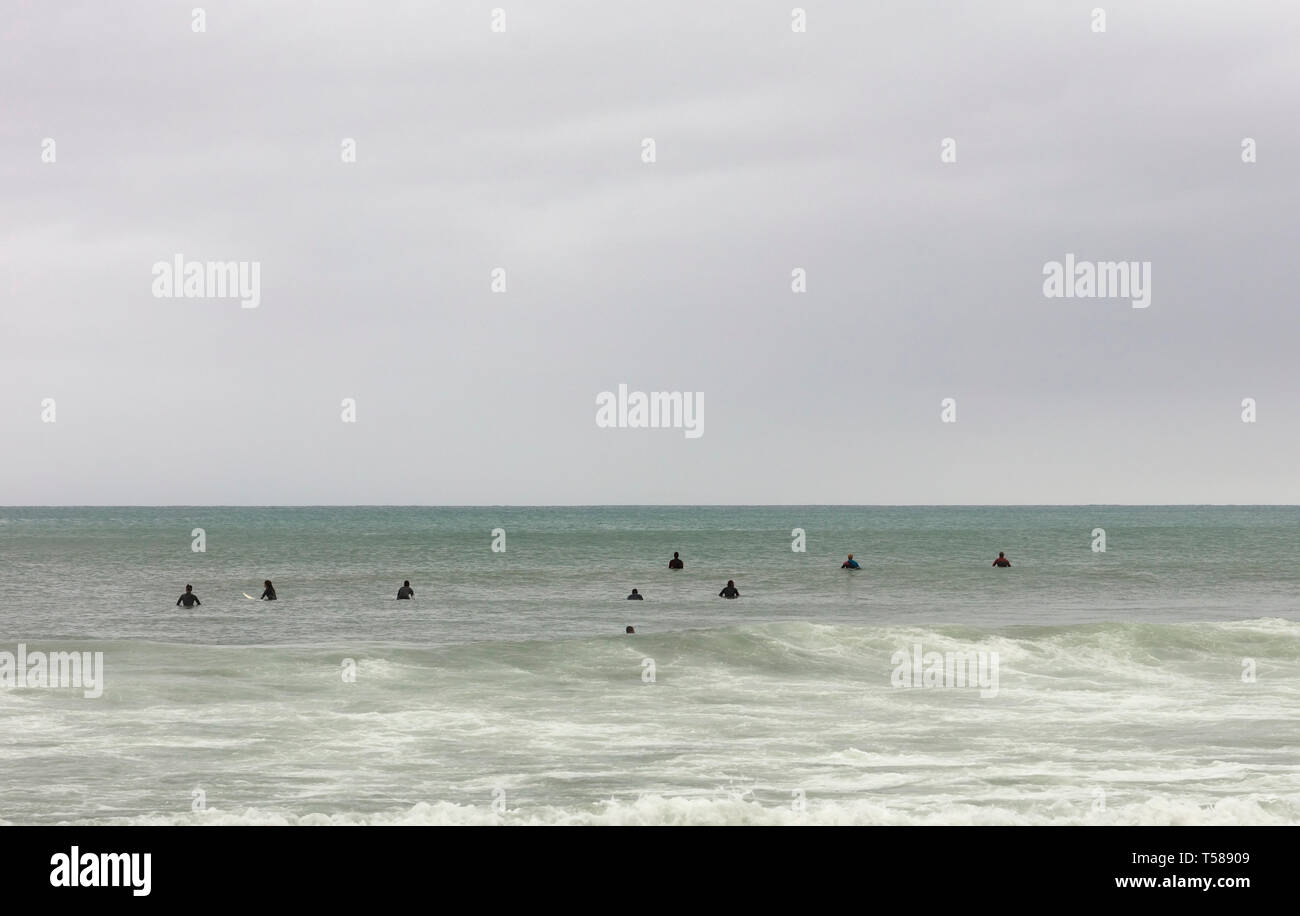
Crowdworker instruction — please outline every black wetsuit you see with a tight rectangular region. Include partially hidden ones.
[261,587,277,600]
[176,592,200,608]
[719,586,739,599]
[627,593,643,600]
[397,586,414,599]
[668,559,684,569]
[993,558,1011,568]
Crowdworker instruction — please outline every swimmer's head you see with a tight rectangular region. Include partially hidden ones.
[625,626,635,634]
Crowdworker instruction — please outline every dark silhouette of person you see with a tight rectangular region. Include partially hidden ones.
[626,626,635,634]
[992,552,1011,568]
[261,580,277,600]
[397,580,414,599]
[719,580,740,599]
[176,585,201,608]
[627,588,643,600]
[668,552,684,570]
[841,553,860,569]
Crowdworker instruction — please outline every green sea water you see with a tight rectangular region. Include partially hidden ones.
[1,506,1297,824]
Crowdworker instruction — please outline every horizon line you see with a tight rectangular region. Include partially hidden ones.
[4,504,1300,510]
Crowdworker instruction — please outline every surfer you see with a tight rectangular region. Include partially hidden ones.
[718,580,740,599]
[992,552,1011,568]
[668,552,684,570]
[626,626,635,634]
[397,580,414,599]
[841,553,860,569]
[176,585,201,608]
[260,579,277,600]
[627,588,643,600]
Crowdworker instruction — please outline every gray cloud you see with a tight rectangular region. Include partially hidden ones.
[3,1,1298,504]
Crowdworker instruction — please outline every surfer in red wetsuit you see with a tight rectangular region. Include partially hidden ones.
[992,552,1011,567]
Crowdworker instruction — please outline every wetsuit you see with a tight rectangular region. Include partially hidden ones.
[177,592,200,607]
[627,592,643,600]
[668,558,684,569]
[397,586,414,599]
[261,587,277,600]
[719,586,740,599]
[993,558,1011,567]
[842,560,860,569]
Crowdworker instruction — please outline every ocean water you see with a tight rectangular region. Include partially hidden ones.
[1,506,1298,825]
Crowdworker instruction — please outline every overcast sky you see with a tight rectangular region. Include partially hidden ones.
[3,1,1298,504]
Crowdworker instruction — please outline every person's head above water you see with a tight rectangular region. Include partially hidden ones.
[673,552,679,558]
[264,580,273,588]
[727,579,735,587]
[403,580,410,587]
[185,584,193,592]
[630,588,639,595]
[625,626,635,634]
[847,553,854,560]
[998,552,1005,558]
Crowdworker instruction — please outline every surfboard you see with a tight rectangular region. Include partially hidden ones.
[243,593,258,600]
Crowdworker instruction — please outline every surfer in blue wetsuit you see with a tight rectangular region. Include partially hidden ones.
[627,588,643,600]
[397,580,414,599]
[260,580,277,600]
[176,584,201,608]
[841,553,860,569]
[718,580,740,599]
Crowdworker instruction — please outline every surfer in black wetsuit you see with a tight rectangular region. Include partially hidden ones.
[668,552,684,570]
[627,588,643,600]
[626,626,635,634]
[718,580,740,599]
[260,580,277,600]
[176,585,201,608]
[397,580,414,599]
[992,552,1011,568]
